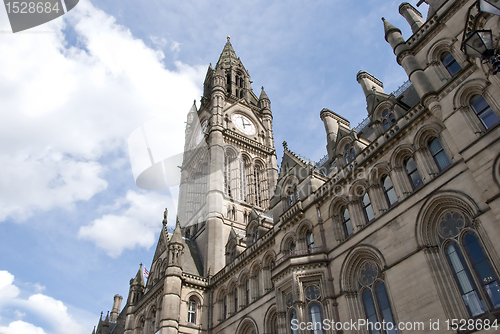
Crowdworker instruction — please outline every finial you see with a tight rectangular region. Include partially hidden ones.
[261,86,264,90]
[283,141,288,150]
[382,17,386,22]
[227,35,230,41]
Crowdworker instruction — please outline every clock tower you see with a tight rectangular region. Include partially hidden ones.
[178,37,278,276]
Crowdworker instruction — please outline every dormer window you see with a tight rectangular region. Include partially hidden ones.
[382,109,396,131]
[230,244,237,262]
[252,225,259,244]
[344,144,356,164]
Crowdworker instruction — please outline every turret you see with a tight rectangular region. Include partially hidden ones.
[258,86,271,113]
[320,108,351,159]
[383,17,435,100]
[159,219,184,333]
[399,2,424,33]
[110,294,123,322]
[356,71,387,115]
[168,219,185,269]
[126,264,145,306]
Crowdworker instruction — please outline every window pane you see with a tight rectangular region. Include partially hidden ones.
[429,138,451,170]
[471,95,489,114]
[290,309,299,334]
[463,233,500,308]
[342,207,353,237]
[308,304,324,334]
[383,119,389,130]
[446,242,486,316]
[405,158,423,189]
[471,95,500,129]
[383,176,398,206]
[375,283,398,334]
[362,290,381,334]
[481,109,500,129]
[442,53,461,76]
[363,193,375,222]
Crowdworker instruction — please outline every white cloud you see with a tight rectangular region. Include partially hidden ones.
[0,271,88,334]
[78,190,168,257]
[0,271,20,306]
[0,321,47,334]
[0,0,204,223]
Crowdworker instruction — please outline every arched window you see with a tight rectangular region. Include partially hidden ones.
[359,262,398,334]
[188,299,196,324]
[404,157,423,189]
[288,192,294,207]
[254,169,262,207]
[233,287,238,314]
[382,109,397,131]
[441,52,461,76]
[362,192,375,223]
[341,206,353,237]
[306,231,314,249]
[245,278,250,306]
[382,175,397,206]
[230,244,237,262]
[289,308,299,334]
[252,225,259,244]
[428,137,451,171]
[470,95,500,130]
[308,303,324,334]
[344,144,356,164]
[223,295,227,320]
[439,211,500,316]
[224,153,247,201]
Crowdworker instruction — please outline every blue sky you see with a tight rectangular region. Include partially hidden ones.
[0,0,428,333]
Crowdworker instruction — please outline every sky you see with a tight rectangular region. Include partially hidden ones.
[0,0,429,333]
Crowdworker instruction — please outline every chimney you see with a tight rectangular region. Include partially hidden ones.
[110,294,123,322]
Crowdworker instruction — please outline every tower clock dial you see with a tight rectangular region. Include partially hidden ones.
[196,120,208,144]
[231,114,256,135]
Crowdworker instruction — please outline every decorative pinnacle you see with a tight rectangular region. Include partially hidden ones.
[162,208,168,226]
[227,35,230,41]
[283,141,288,150]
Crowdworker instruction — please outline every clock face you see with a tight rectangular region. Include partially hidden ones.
[196,120,208,144]
[231,114,256,135]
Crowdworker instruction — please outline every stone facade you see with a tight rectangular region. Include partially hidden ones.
[93,1,500,333]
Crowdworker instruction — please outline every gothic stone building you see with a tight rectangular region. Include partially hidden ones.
[93,0,500,333]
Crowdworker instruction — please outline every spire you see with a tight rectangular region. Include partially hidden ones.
[258,86,271,113]
[382,17,402,42]
[259,86,269,101]
[132,263,145,288]
[167,219,185,268]
[216,36,239,68]
[170,219,183,245]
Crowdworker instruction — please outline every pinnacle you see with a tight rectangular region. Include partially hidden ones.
[382,17,401,41]
[259,86,269,100]
[169,219,184,245]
